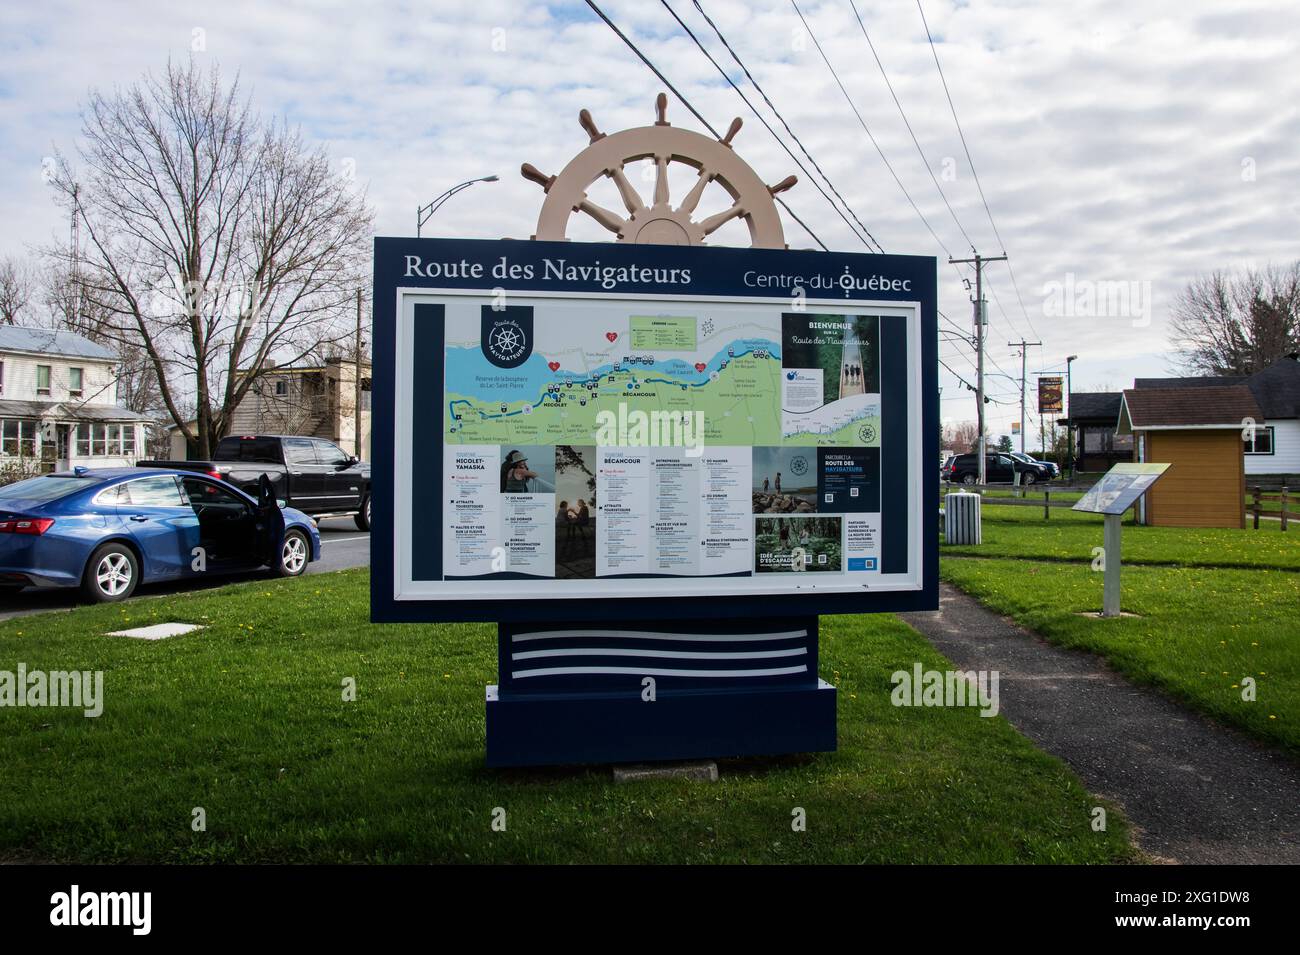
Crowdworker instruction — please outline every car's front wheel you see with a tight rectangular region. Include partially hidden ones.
[354,494,371,532]
[274,529,310,578]
[1022,471,1037,485]
[83,542,139,603]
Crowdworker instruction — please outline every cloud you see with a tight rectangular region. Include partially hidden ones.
[0,0,1295,438]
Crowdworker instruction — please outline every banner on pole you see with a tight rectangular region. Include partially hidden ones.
[1038,376,1064,414]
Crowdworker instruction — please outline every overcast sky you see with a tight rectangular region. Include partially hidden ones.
[2,0,1296,441]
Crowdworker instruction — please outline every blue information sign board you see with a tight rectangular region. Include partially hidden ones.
[371,236,938,765]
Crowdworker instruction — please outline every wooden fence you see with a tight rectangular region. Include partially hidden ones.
[938,483,1101,520]
[1248,486,1295,531]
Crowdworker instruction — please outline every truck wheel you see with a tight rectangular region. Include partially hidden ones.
[82,542,139,603]
[354,495,372,531]
[274,529,310,578]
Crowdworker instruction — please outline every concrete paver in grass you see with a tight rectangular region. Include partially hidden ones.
[901,583,1300,865]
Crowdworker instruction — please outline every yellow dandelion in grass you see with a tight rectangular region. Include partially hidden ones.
[1270,715,1278,720]
[443,673,451,678]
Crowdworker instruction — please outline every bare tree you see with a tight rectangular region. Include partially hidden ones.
[45,267,163,416]
[0,255,37,325]
[1169,264,1300,376]
[944,421,985,453]
[46,59,372,457]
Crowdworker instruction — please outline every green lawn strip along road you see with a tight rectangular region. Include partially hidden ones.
[941,557,1300,754]
[0,570,1135,863]
[944,503,1300,571]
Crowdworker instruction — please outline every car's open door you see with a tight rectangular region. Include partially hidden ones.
[254,473,286,567]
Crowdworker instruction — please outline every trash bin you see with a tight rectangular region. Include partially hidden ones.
[944,491,981,545]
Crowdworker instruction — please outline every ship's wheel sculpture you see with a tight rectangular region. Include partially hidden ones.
[522,93,797,248]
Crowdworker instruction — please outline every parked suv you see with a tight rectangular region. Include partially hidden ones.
[943,452,1052,486]
[1009,451,1059,479]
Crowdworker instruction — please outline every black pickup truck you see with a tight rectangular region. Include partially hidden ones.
[140,434,372,530]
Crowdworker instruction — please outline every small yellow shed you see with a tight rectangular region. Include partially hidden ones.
[1117,385,1262,528]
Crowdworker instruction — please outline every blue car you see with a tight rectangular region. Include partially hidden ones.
[0,467,321,603]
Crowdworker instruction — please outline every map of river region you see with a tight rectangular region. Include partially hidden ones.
[443,300,880,449]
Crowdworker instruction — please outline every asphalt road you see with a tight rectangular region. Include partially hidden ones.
[0,518,371,623]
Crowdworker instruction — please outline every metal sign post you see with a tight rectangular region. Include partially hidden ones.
[1102,513,1122,617]
[1074,463,1170,618]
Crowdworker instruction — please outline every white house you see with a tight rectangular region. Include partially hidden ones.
[0,326,150,473]
[1238,355,1300,477]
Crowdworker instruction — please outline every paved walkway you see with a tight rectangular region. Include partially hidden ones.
[900,583,1300,864]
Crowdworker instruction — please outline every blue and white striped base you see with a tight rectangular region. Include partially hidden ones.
[486,617,836,767]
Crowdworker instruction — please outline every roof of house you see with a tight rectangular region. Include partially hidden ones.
[1133,356,1300,419]
[1119,385,1263,432]
[1242,355,1300,419]
[0,326,116,361]
[1134,375,1246,389]
[0,398,151,422]
[1065,391,1123,422]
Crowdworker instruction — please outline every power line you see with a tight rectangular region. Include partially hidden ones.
[915,0,1040,340]
[664,0,885,252]
[938,358,1015,405]
[789,0,953,258]
[846,0,975,252]
[581,0,830,251]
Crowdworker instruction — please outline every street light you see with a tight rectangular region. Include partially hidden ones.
[1066,355,1078,481]
[416,175,499,237]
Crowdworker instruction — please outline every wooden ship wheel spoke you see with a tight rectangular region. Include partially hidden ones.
[523,93,797,248]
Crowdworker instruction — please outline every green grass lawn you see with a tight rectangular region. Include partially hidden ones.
[944,504,1300,571]
[941,502,1300,753]
[949,486,1086,505]
[0,570,1137,864]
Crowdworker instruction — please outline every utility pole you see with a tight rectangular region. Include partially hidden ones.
[950,253,1006,485]
[355,289,364,459]
[1008,338,1041,455]
[1066,354,1078,482]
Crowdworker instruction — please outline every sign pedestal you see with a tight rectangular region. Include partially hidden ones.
[486,616,835,768]
[1102,513,1122,617]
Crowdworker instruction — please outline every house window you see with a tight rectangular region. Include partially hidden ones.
[0,360,5,395]
[36,365,51,397]
[69,367,83,398]
[1244,426,1275,455]
[75,423,129,457]
[1,419,38,457]
[275,379,288,397]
